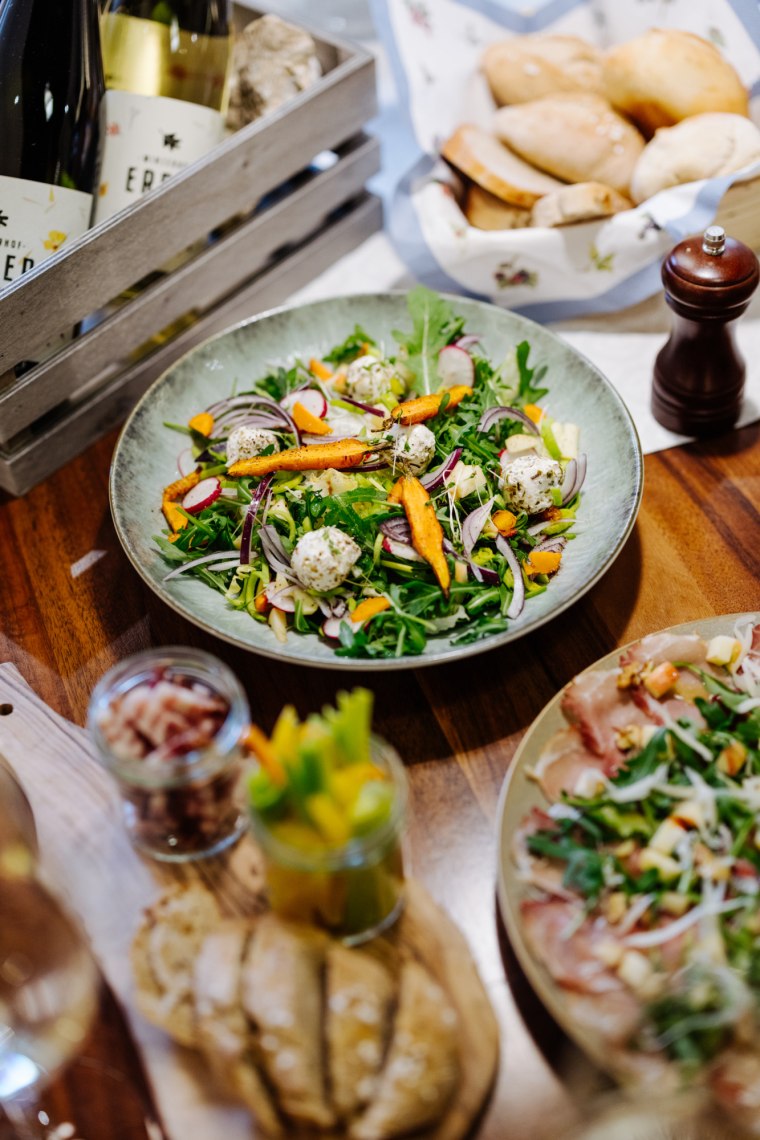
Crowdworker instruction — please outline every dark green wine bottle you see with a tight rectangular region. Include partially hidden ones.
[0,0,104,285]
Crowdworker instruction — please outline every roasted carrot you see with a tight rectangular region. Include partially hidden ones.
[254,590,270,614]
[352,596,391,624]
[522,404,544,425]
[394,475,450,595]
[188,411,214,436]
[309,357,333,381]
[228,438,373,477]
[292,401,332,435]
[387,477,405,505]
[391,385,473,426]
[161,469,202,532]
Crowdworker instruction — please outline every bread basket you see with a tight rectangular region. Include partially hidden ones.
[372,0,760,320]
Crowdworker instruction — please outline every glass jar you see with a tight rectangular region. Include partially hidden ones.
[88,647,250,862]
[249,736,407,946]
[0,755,38,876]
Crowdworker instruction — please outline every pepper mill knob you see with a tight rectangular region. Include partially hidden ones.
[651,225,759,436]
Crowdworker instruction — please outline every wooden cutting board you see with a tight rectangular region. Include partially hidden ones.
[151,833,500,1140]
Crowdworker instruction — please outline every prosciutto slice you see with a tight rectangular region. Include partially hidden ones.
[520,898,625,995]
[513,809,576,899]
[531,726,617,801]
[560,670,654,761]
[620,631,708,669]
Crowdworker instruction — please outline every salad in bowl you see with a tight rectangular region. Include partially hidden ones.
[155,288,585,661]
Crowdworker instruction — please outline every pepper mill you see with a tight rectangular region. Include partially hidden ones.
[652,225,759,436]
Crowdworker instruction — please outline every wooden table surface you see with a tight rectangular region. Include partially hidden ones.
[1,419,759,1139]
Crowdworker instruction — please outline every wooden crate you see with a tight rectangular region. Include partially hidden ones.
[0,7,381,496]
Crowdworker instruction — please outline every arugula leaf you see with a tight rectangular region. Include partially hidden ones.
[392,286,465,396]
[515,341,549,403]
[324,324,376,365]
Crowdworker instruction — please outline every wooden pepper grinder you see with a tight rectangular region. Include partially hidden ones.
[652,225,759,435]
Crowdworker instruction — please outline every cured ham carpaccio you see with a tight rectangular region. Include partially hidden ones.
[513,618,760,1121]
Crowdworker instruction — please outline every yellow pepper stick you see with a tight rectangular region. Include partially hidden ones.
[228,438,372,478]
[395,476,450,596]
[391,385,473,426]
[309,357,333,381]
[243,724,287,786]
[352,596,391,624]
[188,411,214,436]
[525,549,562,576]
[292,401,332,435]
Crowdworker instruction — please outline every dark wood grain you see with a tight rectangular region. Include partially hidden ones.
[0,419,758,1138]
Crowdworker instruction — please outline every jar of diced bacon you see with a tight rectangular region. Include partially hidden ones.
[87,648,250,862]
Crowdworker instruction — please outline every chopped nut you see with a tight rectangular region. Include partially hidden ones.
[642,661,680,699]
[660,891,690,916]
[706,635,743,668]
[650,817,687,855]
[639,848,681,881]
[594,937,623,968]
[618,950,653,991]
[671,800,704,830]
[604,892,628,924]
[617,662,643,690]
[718,740,747,776]
[694,842,731,882]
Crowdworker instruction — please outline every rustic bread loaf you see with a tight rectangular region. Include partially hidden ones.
[493,94,644,195]
[463,183,532,230]
[482,33,604,107]
[133,890,463,1140]
[531,181,632,227]
[630,113,760,204]
[131,883,220,1047]
[441,124,564,208]
[603,28,749,137]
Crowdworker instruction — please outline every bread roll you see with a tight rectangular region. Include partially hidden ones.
[441,124,563,208]
[464,183,531,230]
[531,181,632,227]
[482,33,604,107]
[630,112,760,204]
[493,94,644,195]
[603,29,749,137]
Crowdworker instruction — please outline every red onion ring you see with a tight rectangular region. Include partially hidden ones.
[478,406,539,435]
[495,535,525,619]
[420,448,462,491]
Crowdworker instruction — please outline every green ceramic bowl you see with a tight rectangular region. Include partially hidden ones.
[109,292,643,670]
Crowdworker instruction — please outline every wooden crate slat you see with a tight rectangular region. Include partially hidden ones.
[0,39,376,369]
[0,194,383,497]
[0,134,381,444]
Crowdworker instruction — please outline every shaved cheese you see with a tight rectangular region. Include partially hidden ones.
[660,714,714,762]
[603,764,668,804]
[623,897,748,949]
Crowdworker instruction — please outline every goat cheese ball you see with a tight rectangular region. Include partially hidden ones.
[501,455,563,514]
[392,424,436,476]
[291,527,362,592]
[344,355,395,403]
[226,426,280,468]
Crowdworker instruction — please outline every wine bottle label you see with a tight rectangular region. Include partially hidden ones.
[0,176,92,285]
[94,90,226,224]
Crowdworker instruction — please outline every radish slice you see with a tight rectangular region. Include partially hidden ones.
[438,345,475,387]
[382,536,425,562]
[181,477,221,514]
[323,615,351,640]
[281,388,328,418]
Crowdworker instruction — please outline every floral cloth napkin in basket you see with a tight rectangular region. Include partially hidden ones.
[0,663,254,1140]
[370,0,760,321]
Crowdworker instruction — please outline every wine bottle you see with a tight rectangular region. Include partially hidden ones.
[0,0,104,287]
[95,0,232,223]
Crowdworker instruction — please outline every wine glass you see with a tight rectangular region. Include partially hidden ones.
[0,875,99,1139]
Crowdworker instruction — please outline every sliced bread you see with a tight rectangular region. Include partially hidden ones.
[441,124,564,208]
[531,181,632,227]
